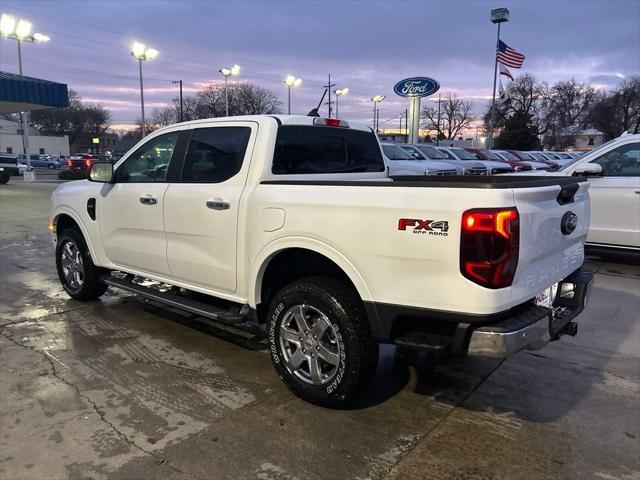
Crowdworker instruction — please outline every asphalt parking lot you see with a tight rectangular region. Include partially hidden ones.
[1,180,638,480]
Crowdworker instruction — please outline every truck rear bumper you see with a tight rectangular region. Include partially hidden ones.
[467,267,594,358]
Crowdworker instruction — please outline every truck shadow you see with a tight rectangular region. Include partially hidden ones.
[352,281,638,423]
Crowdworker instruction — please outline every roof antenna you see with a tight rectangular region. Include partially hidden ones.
[307,88,327,117]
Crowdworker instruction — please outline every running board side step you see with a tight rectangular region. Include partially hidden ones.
[102,275,248,327]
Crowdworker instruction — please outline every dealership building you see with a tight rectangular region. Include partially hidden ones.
[0,118,70,157]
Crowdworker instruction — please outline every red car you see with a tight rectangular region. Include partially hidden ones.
[466,148,527,168]
[506,150,559,169]
[67,154,96,172]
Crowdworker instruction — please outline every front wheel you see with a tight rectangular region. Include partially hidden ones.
[0,172,9,184]
[56,228,108,300]
[267,277,378,407]
[48,163,56,170]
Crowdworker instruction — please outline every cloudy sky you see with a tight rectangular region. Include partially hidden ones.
[1,0,638,131]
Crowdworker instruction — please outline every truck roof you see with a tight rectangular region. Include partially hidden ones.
[151,115,373,135]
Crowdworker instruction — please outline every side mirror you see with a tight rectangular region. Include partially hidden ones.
[88,162,114,183]
[573,163,602,178]
[410,152,422,159]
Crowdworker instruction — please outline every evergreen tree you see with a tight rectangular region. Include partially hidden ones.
[494,110,539,150]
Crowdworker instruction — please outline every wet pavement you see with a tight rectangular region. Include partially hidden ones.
[1,181,638,480]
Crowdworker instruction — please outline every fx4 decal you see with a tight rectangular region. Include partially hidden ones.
[398,218,449,236]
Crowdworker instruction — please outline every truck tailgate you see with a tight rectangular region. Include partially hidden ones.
[510,180,589,304]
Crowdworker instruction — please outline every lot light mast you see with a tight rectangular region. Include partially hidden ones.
[371,95,385,133]
[130,41,159,137]
[283,75,303,115]
[487,7,509,149]
[219,64,240,116]
[0,13,50,177]
[334,88,349,118]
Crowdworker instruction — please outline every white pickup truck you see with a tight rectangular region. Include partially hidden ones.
[50,115,594,406]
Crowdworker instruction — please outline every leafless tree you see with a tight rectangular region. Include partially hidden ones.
[422,94,474,140]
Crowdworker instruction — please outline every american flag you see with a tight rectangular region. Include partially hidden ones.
[496,40,525,68]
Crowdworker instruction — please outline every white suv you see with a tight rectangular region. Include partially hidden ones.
[552,133,639,251]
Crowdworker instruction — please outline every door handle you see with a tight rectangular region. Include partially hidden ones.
[206,199,230,210]
[139,196,157,205]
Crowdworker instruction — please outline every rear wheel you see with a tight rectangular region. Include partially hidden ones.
[267,277,378,406]
[0,171,9,184]
[48,163,56,170]
[56,228,108,300]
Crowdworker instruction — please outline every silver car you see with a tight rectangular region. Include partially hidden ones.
[436,146,513,174]
[402,144,489,176]
[381,143,461,176]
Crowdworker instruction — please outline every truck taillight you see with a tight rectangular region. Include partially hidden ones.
[67,160,72,167]
[460,207,519,289]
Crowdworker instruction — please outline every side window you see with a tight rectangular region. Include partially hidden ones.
[590,143,640,177]
[441,150,455,159]
[118,132,179,183]
[181,127,251,183]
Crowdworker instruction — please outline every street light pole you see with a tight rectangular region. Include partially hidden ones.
[219,64,240,117]
[138,58,146,136]
[283,75,302,115]
[130,41,158,138]
[436,93,441,146]
[0,14,50,178]
[371,95,385,133]
[334,88,349,118]
[172,80,183,122]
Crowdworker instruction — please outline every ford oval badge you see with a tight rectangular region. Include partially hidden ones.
[561,211,578,235]
[393,77,440,98]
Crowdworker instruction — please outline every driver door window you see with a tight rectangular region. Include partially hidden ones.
[590,142,640,177]
[118,132,179,182]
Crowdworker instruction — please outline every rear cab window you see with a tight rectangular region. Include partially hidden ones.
[272,126,385,175]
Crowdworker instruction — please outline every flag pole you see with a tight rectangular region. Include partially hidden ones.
[487,22,501,149]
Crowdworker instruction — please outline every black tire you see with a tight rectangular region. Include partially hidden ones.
[0,171,9,184]
[48,163,56,170]
[267,277,378,407]
[56,228,108,300]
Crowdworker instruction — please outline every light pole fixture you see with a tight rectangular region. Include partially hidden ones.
[487,7,509,149]
[283,75,303,115]
[371,95,385,133]
[219,64,240,116]
[334,88,349,118]
[130,41,158,137]
[172,80,184,123]
[0,13,50,177]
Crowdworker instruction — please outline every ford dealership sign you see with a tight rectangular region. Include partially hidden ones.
[393,77,440,98]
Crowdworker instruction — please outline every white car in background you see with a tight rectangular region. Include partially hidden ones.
[524,133,640,252]
[380,143,461,176]
[401,144,489,175]
[381,143,463,177]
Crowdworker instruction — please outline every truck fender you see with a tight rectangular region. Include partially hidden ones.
[249,236,374,309]
[51,206,100,262]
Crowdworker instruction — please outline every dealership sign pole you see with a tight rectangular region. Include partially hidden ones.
[394,77,440,144]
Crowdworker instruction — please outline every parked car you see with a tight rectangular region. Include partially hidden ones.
[452,148,514,174]
[0,153,20,183]
[67,154,96,172]
[555,134,639,252]
[49,115,594,406]
[490,150,537,171]
[525,151,563,168]
[491,150,550,172]
[381,143,461,176]
[432,147,489,175]
[18,154,61,169]
[401,144,488,175]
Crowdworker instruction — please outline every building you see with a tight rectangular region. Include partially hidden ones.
[0,118,70,157]
[572,129,605,150]
[73,132,119,155]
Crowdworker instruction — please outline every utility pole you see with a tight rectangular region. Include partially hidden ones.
[323,74,336,118]
[436,93,441,146]
[172,80,183,122]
